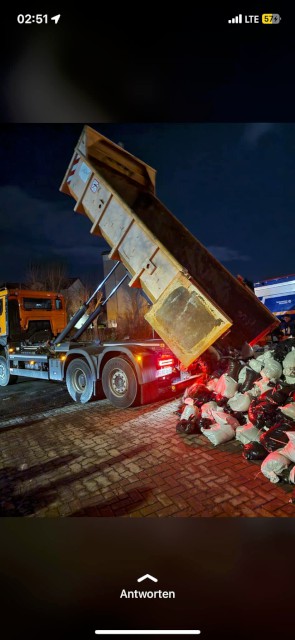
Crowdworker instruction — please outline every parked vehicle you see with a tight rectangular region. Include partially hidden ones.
[254,274,295,317]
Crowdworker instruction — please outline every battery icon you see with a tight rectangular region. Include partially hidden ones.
[262,13,281,23]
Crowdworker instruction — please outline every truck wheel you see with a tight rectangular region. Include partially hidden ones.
[0,356,18,386]
[66,358,94,404]
[102,357,138,408]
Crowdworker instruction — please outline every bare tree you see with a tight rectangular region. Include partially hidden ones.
[43,262,68,292]
[25,262,45,290]
[25,261,67,292]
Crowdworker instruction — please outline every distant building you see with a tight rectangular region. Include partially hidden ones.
[61,277,85,301]
[60,277,88,320]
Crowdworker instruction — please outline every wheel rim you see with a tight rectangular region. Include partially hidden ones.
[110,368,128,397]
[72,368,87,393]
[0,362,7,382]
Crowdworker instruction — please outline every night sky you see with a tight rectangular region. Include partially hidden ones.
[0,123,294,287]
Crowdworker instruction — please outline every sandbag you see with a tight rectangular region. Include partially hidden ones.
[256,353,268,365]
[201,422,235,446]
[248,397,278,429]
[180,405,199,421]
[214,395,229,407]
[242,442,268,461]
[260,427,289,453]
[176,419,189,433]
[215,374,238,398]
[211,410,239,429]
[280,402,295,420]
[238,366,250,384]
[247,385,262,398]
[272,338,295,363]
[279,432,295,463]
[261,451,291,483]
[183,384,213,407]
[228,392,251,412]
[226,409,248,425]
[268,385,292,405]
[282,348,295,378]
[239,368,261,393]
[249,358,263,373]
[176,417,200,434]
[198,417,212,430]
[254,375,273,394]
[225,359,243,382]
[261,355,282,381]
[207,378,219,391]
[201,401,218,419]
[236,423,261,444]
[183,382,200,400]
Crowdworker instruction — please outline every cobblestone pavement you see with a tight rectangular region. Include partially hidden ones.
[0,396,294,517]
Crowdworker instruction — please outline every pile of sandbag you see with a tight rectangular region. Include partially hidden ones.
[176,340,295,486]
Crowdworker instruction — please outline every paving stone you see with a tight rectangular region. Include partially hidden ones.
[0,395,294,518]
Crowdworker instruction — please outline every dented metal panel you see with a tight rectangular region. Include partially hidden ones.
[60,125,279,366]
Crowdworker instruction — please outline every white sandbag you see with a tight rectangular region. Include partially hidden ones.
[279,432,295,463]
[284,375,295,385]
[256,353,267,364]
[282,348,295,378]
[249,358,263,373]
[180,405,199,421]
[184,396,194,406]
[263,350,275,361]
[238,366,249,384]
[183,382,200,400]
[228,392,251,412]
[201,422,235,446]
[207,378,219,391]
[261,451,291,483]
[289,466,295,484]
[236,423,261,444]
[261,357,282,381]
[201,401,218,419]
[215,374,238,398]
[247,386,261,398]
[280,403,295,420]
[254,375,273,394]
[211,410,239,429]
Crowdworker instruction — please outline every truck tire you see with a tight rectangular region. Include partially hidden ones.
[0,356,18,386]
[66,358,94,404]
[102,357,138,408]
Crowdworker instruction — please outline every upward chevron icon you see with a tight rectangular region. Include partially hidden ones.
[137,574,158,583]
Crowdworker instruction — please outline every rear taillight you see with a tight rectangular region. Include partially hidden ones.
[157,355,174,368]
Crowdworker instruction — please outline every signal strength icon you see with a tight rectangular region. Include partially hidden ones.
[228,14,242,24]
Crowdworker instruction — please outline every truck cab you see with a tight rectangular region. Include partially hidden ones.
[0,288,67,343]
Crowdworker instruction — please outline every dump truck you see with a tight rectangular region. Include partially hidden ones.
[0,270,179,406]
[0,126,279,408]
